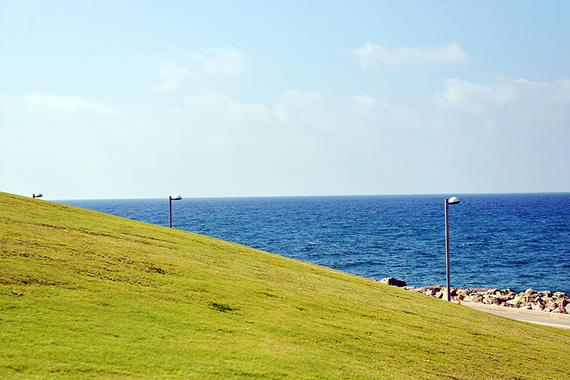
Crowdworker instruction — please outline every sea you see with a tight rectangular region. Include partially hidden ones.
[60,193,570,295]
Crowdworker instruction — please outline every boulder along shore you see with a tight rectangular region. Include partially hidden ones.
[378,278,570,314]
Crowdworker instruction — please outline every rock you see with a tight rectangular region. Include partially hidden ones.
[468,294,484,303]
[538,290,553,297]
[525,288,537,295]
[495,297,508,306]
[545,301,558,312]
[380,277,407,287]
[512,293,526,303]
[426,288,439,296]
[505,299,519,307]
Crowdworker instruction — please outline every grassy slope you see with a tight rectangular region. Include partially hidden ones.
[1,192,569,380]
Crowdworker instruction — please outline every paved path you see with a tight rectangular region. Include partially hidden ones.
[457,302,570,330]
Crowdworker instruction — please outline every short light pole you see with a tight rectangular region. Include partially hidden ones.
[445,196,460,302]
[169,195,182,228]
[32,193,43,199]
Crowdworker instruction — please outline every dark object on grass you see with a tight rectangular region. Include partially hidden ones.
[381,277,407,287]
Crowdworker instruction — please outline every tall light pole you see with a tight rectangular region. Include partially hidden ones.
[445,196,460,302]
[169,195,182,228]
[32,193,43,199]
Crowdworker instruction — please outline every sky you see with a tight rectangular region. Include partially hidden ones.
[1,0,569,200]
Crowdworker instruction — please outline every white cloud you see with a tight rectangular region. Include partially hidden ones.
[179,91,432,158]
[23,93,123,121]
[274,91,334,133]
[352,95,412,115]
[184,90,335,136]
[434,78,570,124]
[350,94,426,136]
[553,78,570,104]
[156,63,191,91]
[434,79,497,113]
[353,41,468,69]
[154,46,247,91]
[192,47,247,76]
[352,94,378,108]
[184,92,272,129]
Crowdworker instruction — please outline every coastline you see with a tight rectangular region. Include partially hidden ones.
[456,301,570,330]
[403,284,570,330]
[378,279,570,329]
[403,285,570,314]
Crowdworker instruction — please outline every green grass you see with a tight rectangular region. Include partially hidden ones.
[1,191,569,379]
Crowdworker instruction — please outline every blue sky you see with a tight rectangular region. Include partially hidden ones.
[1,0,569,199]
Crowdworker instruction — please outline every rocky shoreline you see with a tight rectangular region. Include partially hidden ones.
[379,278,570,314]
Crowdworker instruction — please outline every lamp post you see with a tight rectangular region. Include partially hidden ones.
[32,193,43,199]
[169,195,182,228]
[445,196,460,302]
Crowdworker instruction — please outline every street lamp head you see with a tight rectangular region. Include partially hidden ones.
[170,195,182,201]
[448,196,460,205]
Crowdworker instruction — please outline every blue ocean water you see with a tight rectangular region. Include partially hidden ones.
[60,193,570,295]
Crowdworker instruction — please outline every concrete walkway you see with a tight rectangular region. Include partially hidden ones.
[457,301,570,330]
